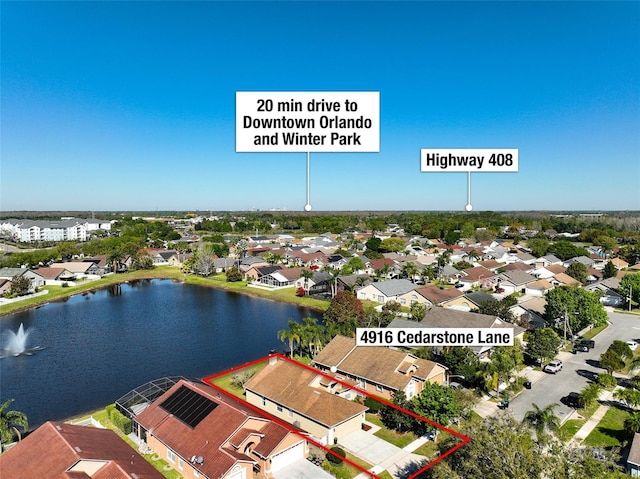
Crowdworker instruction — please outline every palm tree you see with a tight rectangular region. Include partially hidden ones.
[0,399,28,452]
[615,388,640,410]
[300,269,314,295]
[402,262,419,283]
[299,316,325,357]
[277,320,301,357]
[625,412,640,434]
[523,403,560,442]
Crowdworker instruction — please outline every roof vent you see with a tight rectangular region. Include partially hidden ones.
[74,446,82,453]
[196,456,204,465]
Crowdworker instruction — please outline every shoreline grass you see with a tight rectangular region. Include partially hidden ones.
[0,266,329,318]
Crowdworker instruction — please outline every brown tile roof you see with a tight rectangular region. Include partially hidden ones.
[478,259,502,270]
[244,358,367,427]
[502,262,533,272]
[252,421,290,458]
[545,264,567,274]
[0,421,163,479]
[554,273,580,286]
[526,279,553,290]
[33,267,67,280]
[313,336,444,390]
[277,267,306,281]
[412,285,464,305]
[369,258,396,270]
[136,380,290,479]
[460,265,494,281]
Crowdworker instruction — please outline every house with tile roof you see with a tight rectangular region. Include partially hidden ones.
[0,421,163,479]
[390,308,525,358]
[397,285,464,309]
[356,278,417,304]
[135,379,307,478]
[313,335,446,401]
[244,357,367,446]
[495,271,538,294]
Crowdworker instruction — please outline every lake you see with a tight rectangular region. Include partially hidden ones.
[0,279,322,428]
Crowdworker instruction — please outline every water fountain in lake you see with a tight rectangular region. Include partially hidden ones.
[1,323,44,358]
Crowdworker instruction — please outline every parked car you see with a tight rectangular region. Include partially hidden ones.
[580,339,595,349]
[495,287,505,293]
[573,343,589,353]
[544,360,563,374]
[565,392,581,408]
[627,340,638,351]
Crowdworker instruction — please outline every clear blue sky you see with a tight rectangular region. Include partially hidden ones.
[2,1,639,212]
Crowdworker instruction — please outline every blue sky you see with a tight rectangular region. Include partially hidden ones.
[2,1,639,212]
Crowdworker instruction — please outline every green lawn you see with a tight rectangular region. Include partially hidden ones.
[584,406,632,448]
[207,361,268,398]
[581,324,608,340]
[322,452,374,479]
[559,419,585,442]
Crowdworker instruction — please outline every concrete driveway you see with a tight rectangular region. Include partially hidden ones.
[340,430,427,479]
[273,458,335,479]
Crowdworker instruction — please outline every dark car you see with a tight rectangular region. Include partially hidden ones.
[580,339,595,349]
[573,343,589,353]
[565,392,581,408]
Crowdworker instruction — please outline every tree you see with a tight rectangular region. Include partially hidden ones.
[225,267,243,282]
[347,256,364,273]
[297,316,326,357]
[487,347,517,393]
[7,275,32,297]
[277,320,301,357]
[411,382,460,435]
[323,291,364,337]
[579,382,602,408]
[130,250,154,270]
[609,340,633,360]
[380,391,414,433]
[441,346,481,386]
[409,301,427,321]
[548,241,590,261]
[620,273,640,307]
[56,241,78,261]
[477,295,516,321]
[600,349,625,374]
[300,269,314,294]
[526,238,550,258]
[523,403,560,442]
[195,243,217,276]
[525,328,562,365]
[544,287,608,331]
[603,260,618,280]
[444,230,460,246]
[614,388,640,410]
[379,301,401,327]
[566,262,589,283]
[365,237,381,253]
[401,262,419,282]
[625,412,640,434]
[379,237,405,253]
[0,399,28,451]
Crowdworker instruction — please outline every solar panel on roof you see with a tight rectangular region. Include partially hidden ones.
[160,385,218,428]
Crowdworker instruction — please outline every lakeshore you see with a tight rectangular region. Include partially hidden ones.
[0,265,329,318]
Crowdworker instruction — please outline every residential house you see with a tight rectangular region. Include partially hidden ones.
[495,271,538,294]
[477,259,503,272]
[245,264,282,282]
[50,261,101,278]
[564,255,595,269]
[397,285,464,309]
[213,257,236,273]
[628,433,640,477]
[313,335,446,401]
[501,262,534,274]
[0,421,163,479]
[365,258,398,279]
[511,297,547,329]
[136,379,308,478]
[457,266,495,290]
[356,278,416,304]
[534,254,563,268]
[244,357,367,446]
[0,279,11,296]
[294,270,332,295]
[585,277,625,307]
[390,308,525,358]
[0,268,45,290]
[258,267,305,288]
[33,267,75,285]
[335,274,371,294]
[551,272,581,287]
[610,258,629,270]
[524,279,554,297]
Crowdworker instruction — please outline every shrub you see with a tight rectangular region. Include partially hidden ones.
[61,282,69,288]
[326,446,346,465]
[296,287,306,297]
[107,405,132,434]
[597,373,618,389]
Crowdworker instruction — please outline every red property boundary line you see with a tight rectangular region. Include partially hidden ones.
[203,353,470,479]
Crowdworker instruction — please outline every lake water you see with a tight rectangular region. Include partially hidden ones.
[0,280,322,428]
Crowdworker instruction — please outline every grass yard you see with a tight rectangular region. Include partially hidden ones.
[207,361,268,398]
[322,452,374,479]
[559,419,585,442]
[581,324,608,340]
[584,406,632,448]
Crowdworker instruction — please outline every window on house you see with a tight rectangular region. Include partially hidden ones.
[376,385,383,392]
[167,449,175,463]
[193,470,199,478]
[378,295,384,302]
[400,298,406,305]
[276,405,283,413]
[288,409,293,418]
[178,458,184,471]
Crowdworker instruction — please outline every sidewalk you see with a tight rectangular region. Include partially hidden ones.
[571,388,617,444]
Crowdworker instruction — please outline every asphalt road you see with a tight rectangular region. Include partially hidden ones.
[508,310,640,423]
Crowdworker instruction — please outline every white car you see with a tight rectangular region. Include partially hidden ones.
[627,340,638,351]
[544,360,563,374]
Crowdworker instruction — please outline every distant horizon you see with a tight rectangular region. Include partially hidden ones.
[2,2,639,211]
